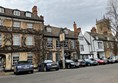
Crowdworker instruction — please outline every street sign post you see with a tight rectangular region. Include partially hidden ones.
[60,32,65,69]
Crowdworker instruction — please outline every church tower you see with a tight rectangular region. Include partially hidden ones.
[96,16,112,35]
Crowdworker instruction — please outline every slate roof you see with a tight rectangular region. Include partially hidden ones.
[87,32,117,42]
[44,25,77,39]
[0,6,44,22]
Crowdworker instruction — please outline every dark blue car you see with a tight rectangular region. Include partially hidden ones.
[14,61,34,75]
[38,60,59,72]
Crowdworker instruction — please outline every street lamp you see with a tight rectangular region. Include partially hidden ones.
[59,30,65,69]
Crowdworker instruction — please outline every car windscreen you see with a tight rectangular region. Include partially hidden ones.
[44,60,53,63]
[66,60,74,63]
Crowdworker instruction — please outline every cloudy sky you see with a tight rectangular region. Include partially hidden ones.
[0,0,108,32]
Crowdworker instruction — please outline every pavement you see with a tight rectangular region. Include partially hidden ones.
[0,63,118,83]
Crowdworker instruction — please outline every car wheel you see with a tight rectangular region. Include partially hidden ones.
[14,71,18,75]
[43,66,47,72]
[56,68,59,70]
[88,63,91,66]
[67,65,71,69]
[14,68,18,75]
[30,70,34,73]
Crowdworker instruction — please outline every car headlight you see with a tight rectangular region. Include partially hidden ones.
[17,66,22,68]
[71,63,75,65]
[30,65,34,68]
[47,63,51,66]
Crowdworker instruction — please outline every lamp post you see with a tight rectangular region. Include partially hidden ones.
[60,31,65,69]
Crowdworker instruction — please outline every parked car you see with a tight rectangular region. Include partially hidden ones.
[59,59,78,69]
[84,59,98,66]
[14,61,34,75]
[100,58,108,64]
[115,56,118,62]
[38,60,59,72]
[107,57,115,63]
[94,58,105,65]
[78,59,86,67]
[73,59,81,68]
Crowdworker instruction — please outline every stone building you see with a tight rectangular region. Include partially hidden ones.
[0,6,44,70]
[96,17,118,58]
[43,25,78,61]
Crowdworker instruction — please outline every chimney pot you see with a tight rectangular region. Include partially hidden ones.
[32,6,37,15]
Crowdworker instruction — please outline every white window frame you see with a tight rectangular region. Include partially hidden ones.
[79,36,84,40]
[47,27,52,32]
[27,23,33,29]
[64,40,68,47]
[0,34,2,45]
[71,40,75,49]
[12,53,19,65]
[0,7,4,13]
[56,39,60,48]
[47,38,53,48]
[27,53,33,63]
[64,30,68,34]
[13,34,21,46]
[26,36,33,45]
[0,19,3,26]
[80,45,84,51]
[13,21,20,27]
[26,12,31,17]
[98,42,103,49]
[13,10,20,16]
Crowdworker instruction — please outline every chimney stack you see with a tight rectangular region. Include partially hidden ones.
[77,28,81,33]
[73,21,77,33]
[91,27,96,33]
[32,6,37,15]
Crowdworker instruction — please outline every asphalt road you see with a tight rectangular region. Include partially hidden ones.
[0,63,118,83]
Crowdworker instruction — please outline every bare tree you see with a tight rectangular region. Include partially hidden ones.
[106,0,118,38]
[106,0,118,56]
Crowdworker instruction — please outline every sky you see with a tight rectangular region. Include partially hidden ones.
[0,0,108,32]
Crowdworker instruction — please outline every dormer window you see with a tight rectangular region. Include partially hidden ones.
[26,12,31,17]
[47,27,52,32]
[107,37,110,40]
[115,38,117,41]
[96,36,98,40]
[0,7,4,13]
[64,29,68,34]
[13,10,20,16]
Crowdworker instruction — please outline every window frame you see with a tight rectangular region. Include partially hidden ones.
[26,12,32,17]
[80,44,84,51]
[13,21,20,28]
[12,53,20,65]
[71,40,75,49]
[13,10,20,16]
[64,29,68,34]
[47,38,53,48]
[13,34,21,46]
[26,35,34,46]
[56,39,60,48]
[46,27,52,32]
[98,42,103,49]
[64,40,68,48]
[27,53,33,63]
[0,7,4,13]
[0,33,2,45]
[27,23,33,29]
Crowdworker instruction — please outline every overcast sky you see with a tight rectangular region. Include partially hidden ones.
[0,0,108,32]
